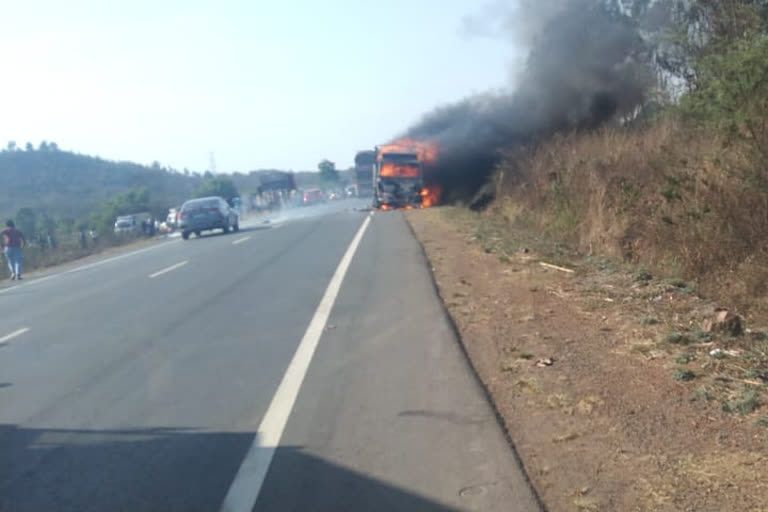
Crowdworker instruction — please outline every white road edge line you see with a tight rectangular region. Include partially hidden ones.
[149,260,188,279]
[219,214,372,512]
[0,239,181,295]
[0,328,30,344]
[232,236,251,245]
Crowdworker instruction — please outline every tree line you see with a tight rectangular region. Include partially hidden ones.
[0,143,244,245]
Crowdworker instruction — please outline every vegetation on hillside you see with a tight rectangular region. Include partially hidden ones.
[0,141,349,248]
[194,177,239,201]
[486,0,768,313]
[0,142,203,222]
[317,159,340,186]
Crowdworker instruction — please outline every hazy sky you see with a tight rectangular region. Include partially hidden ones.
[0,1,518,172]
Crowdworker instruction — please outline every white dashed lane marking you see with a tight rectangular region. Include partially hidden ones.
[0,328,30,345]
[149,260,188,279]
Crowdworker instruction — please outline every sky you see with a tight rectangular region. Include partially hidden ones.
[0,0,519,173]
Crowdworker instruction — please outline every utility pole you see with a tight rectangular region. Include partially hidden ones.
[209,152,217,175]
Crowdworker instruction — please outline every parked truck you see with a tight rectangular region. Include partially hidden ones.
[256,170,297,210]
[354,150,376,198]
[373,146,424,209]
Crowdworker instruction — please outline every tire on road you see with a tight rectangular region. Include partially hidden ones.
[182,231,190,240]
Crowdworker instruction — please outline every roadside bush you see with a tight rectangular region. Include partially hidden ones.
[485,4,768,315]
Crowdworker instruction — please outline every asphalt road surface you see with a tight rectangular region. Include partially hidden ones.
[0,200,541,512]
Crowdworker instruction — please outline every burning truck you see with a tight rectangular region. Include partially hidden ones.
[370,139,441,210]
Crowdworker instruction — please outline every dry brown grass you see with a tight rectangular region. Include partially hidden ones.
[492,116,768,316]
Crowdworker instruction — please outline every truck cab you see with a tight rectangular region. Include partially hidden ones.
[374,151,423,209]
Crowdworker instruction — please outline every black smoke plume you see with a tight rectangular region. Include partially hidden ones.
[403,0,654,205]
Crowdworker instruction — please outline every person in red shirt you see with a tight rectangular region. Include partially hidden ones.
[1,220,25,280]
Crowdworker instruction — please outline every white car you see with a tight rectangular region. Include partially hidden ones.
[166,208,179,227]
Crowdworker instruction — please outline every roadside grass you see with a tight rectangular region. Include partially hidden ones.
[573,496,600,512]
[674,368,697,382]
[440,205,768,421]
[1,232,153,279]
[722,388,760,415]
[553,431,579,443]
[666,332,691,345]
[490,116,768,320]
[413,206,768,510]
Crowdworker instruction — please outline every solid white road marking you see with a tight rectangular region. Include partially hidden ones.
[149,260,188,279]
[0,328,30,344]
[232,236,251,245]
[0,239,181,295]
[219,215,372,512]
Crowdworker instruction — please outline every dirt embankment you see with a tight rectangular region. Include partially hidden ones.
[408,207,768,512]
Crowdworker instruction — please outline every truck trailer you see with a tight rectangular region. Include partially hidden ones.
[354,150,375,197]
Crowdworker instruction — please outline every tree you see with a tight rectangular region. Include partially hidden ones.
[194,177,239,201]
[25,142,33,152]
[57,217,75,234]
[39,141,49,152]
[49,141,59,151]
[15,208,37,238]
[88,187,153,235]
[36,213,56,238]
[318,159,339,184]
[6,141,16,152]
[677,2,768,169]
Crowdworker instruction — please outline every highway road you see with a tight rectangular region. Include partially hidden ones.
[0,200,541,512]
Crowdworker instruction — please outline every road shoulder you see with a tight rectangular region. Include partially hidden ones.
[254,211,542,512]
[407,207,768,512]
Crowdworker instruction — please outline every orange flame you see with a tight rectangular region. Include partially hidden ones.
[420,184,442,208]
[378,138,439,165]
[379,162,420,178]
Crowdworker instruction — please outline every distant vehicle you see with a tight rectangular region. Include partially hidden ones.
[345,184,357,197]
[114,215,136,234]
[177,196,239,240]
[257,171,297,211]
[113,212,152,235]
[302,188,325,205]
[166,208,179,227]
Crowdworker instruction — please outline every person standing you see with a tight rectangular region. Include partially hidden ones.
[1,220,25,280]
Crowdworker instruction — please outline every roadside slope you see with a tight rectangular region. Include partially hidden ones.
[407,207,768,512]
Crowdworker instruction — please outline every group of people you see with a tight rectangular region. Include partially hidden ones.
[2,220,25,281]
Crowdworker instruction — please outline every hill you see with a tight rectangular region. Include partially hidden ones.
[0,143,203,222]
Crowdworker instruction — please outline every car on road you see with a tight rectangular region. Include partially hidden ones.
[302,188,325,205]
[166,208,179,228]
[177,196,239,240]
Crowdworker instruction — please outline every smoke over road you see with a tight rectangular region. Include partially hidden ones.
[401,0,653,205]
